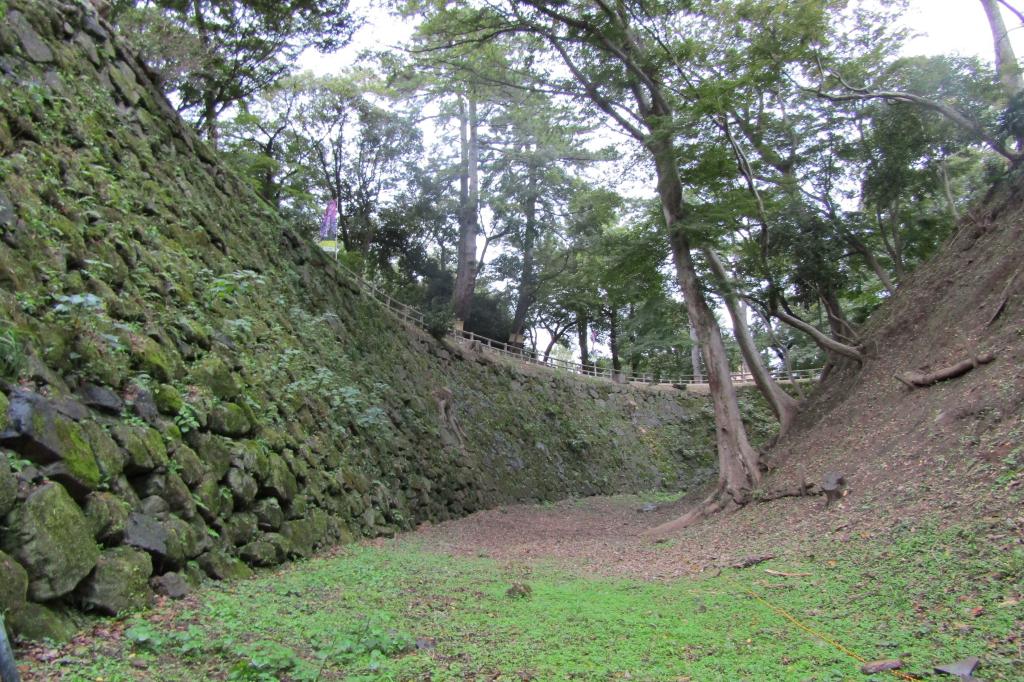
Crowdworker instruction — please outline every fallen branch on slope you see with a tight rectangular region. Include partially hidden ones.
[895,353,996,388]
[987,265,1023,326]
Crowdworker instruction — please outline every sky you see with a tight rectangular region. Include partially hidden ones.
[301,0,1024,74]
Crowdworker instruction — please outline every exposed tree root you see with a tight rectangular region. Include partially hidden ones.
[895,352,996,388]
[641,484,743,539]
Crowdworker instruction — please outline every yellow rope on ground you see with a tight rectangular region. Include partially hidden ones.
[716,573,919,681]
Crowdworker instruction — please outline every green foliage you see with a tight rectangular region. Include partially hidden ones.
[112,0,355,139]
[423,302,453,340]
[202,269,265,307]
[0,324,25,379]
[174,403,201,434]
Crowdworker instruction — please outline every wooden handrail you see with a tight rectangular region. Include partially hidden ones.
[331,259,822,388]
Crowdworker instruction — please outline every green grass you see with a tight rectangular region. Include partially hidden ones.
[23,523,1023,681]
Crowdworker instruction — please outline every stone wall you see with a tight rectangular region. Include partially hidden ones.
[0,0,771,640]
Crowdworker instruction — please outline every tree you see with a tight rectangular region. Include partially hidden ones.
[980,0,1023,98]
[492,0,763,527]
[112,0,355,144]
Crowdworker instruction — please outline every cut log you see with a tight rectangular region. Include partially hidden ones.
[895,353,996,388]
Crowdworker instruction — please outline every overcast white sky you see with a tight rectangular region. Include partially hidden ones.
[301,0,1024,73]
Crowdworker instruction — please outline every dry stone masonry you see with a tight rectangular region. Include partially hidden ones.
[0,0,773,640]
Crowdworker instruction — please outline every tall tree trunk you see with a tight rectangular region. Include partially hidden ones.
[542,335,559,363]
[688,320,702,382]
[509,166,539,346]
[576,313,590,374]
[981,0,1024,98]
[188,0,219,146]
[939,158,961,222]
[644,132,761,536]
[628,304,641,375]
[608,307,621,373]
[452,94,480,324]
[706,250,799,438]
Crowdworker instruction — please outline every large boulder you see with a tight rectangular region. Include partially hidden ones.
[7,602,77,643]
[150,572,192,599]
[123,512,168,557]
[197,549,253,581]
[1,483,100,601]
[0,391,101,497]
[111,424,167,474]
[191,354,241,400]
[260,453,297,502]
[223,512,258,546]
[207,403,251,437]
[83,491,132,545]
[253,497,283,531]
[226,466,257,508]
[0,451,16,517]
[0,550,28,624]
[76,547,153,615]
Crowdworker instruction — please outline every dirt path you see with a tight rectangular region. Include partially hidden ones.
[403,491,842,580]
[403,444,1015,582]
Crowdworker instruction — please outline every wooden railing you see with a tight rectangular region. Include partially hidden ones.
[333,260,821,388]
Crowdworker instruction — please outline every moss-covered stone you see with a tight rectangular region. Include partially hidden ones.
[76,546,153,615]
[192,473,227,522]
[239,532,289,567]
[0,451,16,517]
[280,511,330,558]
[192,354,240,400]
[84,491,132,545]
[80,419,125,481]
[112,424,167,473]
[1,482,100,601]
[131,336,176,383]
[0,550,28,620]
[226,466,257,508]
[0,391,101,497]
[260,453,297,502]
[153,383,183,415]
[139,471,196,519]
[207,402,251,437]
[7,602,78,643]
[170,443,206,486]
[253,497,283,531]
[197,549,253,581]
[223,512,258,546]
[186,432,233,479]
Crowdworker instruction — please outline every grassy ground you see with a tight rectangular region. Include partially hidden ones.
[18,516,1022,681]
